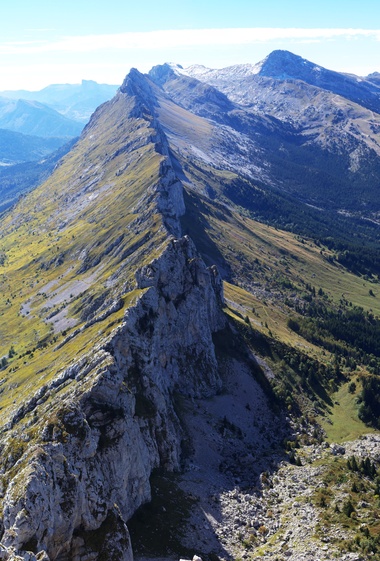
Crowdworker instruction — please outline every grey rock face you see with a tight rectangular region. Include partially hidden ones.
[0,236,225,561]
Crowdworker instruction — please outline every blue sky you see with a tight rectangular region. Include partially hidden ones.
[1,0,380,89]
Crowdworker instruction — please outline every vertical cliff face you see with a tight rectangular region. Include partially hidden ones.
[132,236,224,396]
[0,233,225,561]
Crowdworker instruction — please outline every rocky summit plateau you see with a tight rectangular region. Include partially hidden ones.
[0,50,379,561]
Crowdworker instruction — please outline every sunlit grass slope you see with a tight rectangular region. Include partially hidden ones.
[180,180,378,436]
[201,192,379,432]
[0,87,170,427]
[181,187,380,316]
[321,381,375,442]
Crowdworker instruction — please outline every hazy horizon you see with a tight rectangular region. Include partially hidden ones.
[1,0,379,90]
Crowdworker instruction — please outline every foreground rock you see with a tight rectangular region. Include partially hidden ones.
[173,433,380,561]
[0,236,225,561]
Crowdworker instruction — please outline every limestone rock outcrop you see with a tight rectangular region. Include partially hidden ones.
[0,235,225,561]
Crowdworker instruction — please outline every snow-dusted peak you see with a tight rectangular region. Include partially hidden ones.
[184,62,260,82]
[182,64,212,77]
[253,50,314,79]
[164,62,185,74]
[147,51,380,116]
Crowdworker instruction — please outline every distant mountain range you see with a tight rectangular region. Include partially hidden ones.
[147,50,380,217]
[0,98,84,138]
[182,49,380,114]
[0,138,76,213]
[0,80,118,180]
[2,50,380,221]
[0,79,119,123]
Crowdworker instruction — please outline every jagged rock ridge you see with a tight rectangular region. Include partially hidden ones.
[0,53,380,561]
[0,68,227,561]
[1,239,225,561]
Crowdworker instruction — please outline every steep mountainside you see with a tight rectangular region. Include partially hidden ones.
[367,72,380,86]
[0,54,379,561]
[0,68,230,561]
[255,50,380,113]
[149,59,380,216]
[185,49,380,114]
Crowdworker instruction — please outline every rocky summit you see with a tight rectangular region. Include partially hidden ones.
[0,51,379,561]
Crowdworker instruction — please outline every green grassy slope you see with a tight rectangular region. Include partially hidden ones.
[181,183,380,433]
[0,89,170,427]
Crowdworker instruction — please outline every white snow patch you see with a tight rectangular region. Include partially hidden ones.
[184,62,260,81]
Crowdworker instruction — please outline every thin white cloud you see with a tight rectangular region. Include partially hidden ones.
[1,40,47,49]
[1,28,380,55]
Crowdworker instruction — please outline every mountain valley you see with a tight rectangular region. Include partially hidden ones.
[0,51,379,561]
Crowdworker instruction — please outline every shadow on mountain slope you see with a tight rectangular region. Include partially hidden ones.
[129,321,292,561]
[180,188,232,279]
